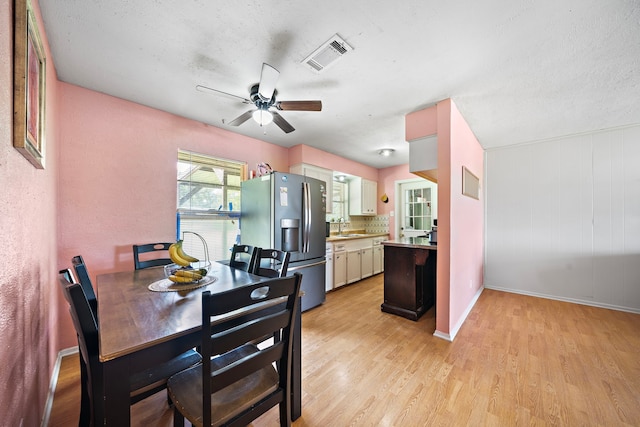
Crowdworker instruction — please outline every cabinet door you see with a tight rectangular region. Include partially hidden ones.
[346,249,361,284]
[363,179,378,215]
[373,245,384,274]
[325,253,334,291]
[290,163,333,213]
[334,252,347,288]
[361,247,373,279]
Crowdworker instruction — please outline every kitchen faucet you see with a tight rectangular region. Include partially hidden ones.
[338,217,344,235]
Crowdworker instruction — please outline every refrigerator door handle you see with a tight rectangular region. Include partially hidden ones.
[302,182,311,253]
[287,259,327,271]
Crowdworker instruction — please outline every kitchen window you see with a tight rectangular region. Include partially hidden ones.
[176,150,246,261]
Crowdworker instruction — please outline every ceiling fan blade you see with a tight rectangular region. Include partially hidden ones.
[271,111,295,133]
[227,109,255,127]
[196,85,252,104]
[257,63,279,101]
[275,100,322,111]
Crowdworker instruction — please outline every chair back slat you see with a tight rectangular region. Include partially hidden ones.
[132,242,173,270]
[198,273,302,427]
[253,248,290,278]
[71,255,98,318]
[229,244,259,272]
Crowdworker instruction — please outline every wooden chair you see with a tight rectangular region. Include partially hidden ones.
[71,255,98,318]
[253,248,290,278]
[133,242,173,270]
[228,244,259,272]
[167,273,302,427]
[58,270,202,426]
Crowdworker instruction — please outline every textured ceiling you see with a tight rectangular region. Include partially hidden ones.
[39,0,640,169]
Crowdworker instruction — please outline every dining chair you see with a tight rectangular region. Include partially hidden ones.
[167,273,303,427]
[253,248,290,278]
[58,270,202,427]
[228,244,259,272]
[133,242,173,270]
[71,255,98,319]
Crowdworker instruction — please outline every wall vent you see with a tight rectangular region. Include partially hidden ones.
[302,34,353,73]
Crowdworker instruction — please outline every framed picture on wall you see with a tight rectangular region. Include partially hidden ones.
[13,0,46,169]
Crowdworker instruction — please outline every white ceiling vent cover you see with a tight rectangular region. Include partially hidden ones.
[303,34,353,72]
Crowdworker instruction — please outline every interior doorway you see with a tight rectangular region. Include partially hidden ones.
[396,178,438,238]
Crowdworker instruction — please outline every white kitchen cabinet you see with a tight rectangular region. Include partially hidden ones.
[346,249,362,284]
[349,177,377,216]
[333,248,347,288]
[325,244,334,292]
[290,163,333,213]
[372,236,387,275]
[360,247,373,279]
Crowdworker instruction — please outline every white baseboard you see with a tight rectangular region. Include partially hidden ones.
[432,286,484,342]
[40,347,79,427]
[484,285,640,315]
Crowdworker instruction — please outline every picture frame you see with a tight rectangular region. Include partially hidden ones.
[462,166,480,200]
[13,0,46,169]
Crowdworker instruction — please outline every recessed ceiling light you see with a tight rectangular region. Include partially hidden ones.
[378,148,395,156]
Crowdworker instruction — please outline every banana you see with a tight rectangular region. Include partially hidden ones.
[168,274,194,283]
[169,242,190,267]
[175,270,202,281]
[175,240,199,263]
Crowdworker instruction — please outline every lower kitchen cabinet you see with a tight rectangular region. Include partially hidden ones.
[346,249,361,284]
[361,247,373,279]
[373,244,384,274]
[333,249,347,288]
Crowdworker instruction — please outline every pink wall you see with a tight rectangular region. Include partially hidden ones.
[377,164,416,239]
[56,83,290,347]
[448,101,484,329]
[406,99,484,338]
[0,0,60,424]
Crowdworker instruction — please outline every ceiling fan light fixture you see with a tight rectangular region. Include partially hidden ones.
[378,148,395,156]
[252,109,273,126]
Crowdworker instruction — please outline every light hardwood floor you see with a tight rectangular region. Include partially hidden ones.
[48,274,640,426]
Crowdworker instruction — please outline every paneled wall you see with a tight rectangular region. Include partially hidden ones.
[485,125,640,312]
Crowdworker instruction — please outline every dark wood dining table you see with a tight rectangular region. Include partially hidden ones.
[96,263,302,426]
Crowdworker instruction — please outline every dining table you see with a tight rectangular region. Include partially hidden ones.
[96,263,302,426]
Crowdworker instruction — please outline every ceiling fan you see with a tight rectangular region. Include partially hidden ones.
[197,63,322,134]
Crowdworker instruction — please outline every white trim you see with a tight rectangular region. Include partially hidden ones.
[433,330,452,341]
[432,286,484,342]
[40,347,79,427]
[484,285,640,315]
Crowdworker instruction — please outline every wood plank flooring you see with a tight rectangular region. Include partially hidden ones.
[48,274,640,426]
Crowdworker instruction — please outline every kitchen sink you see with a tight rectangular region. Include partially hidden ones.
[335,233,367,238]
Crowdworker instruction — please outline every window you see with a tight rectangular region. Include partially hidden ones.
[176,150,246,262]
[331,180,348,220]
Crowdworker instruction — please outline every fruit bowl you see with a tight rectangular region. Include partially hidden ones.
[164,261,211,284]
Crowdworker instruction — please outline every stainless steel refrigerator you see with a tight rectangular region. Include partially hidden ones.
[240,172,327,312]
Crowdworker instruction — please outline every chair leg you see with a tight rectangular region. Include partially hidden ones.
[279,401,291,427]
[78,358,91,427]
[173,407,186,427]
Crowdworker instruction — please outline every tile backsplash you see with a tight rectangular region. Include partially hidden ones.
[327,214,389,234]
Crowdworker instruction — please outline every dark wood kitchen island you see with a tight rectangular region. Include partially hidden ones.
[381,237,436,320]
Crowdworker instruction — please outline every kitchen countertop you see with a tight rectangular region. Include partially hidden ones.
[326,233,389,243]
[382,237,437,250]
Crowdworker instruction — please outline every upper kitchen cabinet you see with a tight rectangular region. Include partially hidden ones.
[349,177,377,216]
[290,163,333,213]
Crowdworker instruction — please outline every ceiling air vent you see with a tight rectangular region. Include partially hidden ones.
[302,34,353,73]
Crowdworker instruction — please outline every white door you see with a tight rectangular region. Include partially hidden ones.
[397,179,437,238]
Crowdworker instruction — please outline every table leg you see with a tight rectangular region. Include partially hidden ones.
[102,357,131,426]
